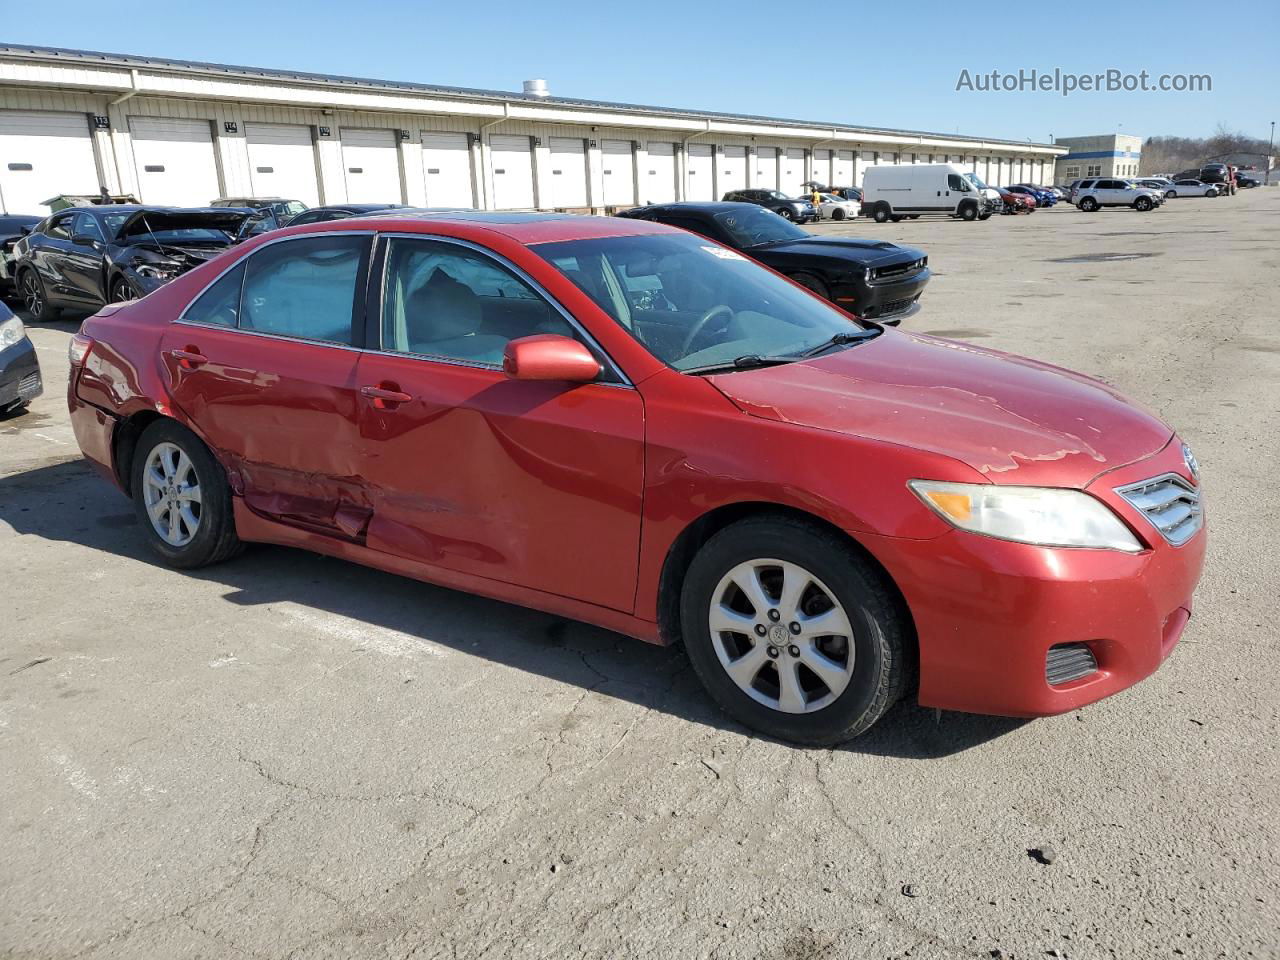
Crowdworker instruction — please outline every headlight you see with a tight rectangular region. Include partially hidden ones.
[909,480,1142,552]
[0,314,25,349]
[135,261,182,280]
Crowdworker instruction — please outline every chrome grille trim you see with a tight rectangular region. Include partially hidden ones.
[1115,473,1202,547]
[1046,643,1098,686]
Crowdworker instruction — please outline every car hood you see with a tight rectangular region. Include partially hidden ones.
[753,236,921,266]
[115,208,255,241]
[707,329,1172,488]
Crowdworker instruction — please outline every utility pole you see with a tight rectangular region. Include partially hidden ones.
[1268,122,1275,186]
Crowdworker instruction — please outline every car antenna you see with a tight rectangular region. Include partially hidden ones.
[140,212,164,250]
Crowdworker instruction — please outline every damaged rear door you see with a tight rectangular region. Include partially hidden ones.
[159,231,375,536]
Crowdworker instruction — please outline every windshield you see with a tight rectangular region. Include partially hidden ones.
[964,172,990,190]
[100,213,131,240]
[120,227,234,245]
[533,232,870,372]
[712,206,808,247]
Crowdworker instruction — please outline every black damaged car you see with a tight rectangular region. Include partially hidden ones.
[617,202,930,322]
[12,206,256,320]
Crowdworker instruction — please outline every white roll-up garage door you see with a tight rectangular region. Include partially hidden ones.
[643,142,676,204]
[546,138,588,209]
[685,144,713,201]
[0,111,98,215]
[341,128,402,204]
[718,146,747,194]
[490,135,535,209]
[245,123,320,207]
[781,148,805,193]
[812,149,831,187]
[421,132,474,208]
[755,147,779,190]
[129,117,220,206]
[833,150,854,186]
[600,140,635,207]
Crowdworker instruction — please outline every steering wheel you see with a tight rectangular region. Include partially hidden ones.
[679,304,734,358]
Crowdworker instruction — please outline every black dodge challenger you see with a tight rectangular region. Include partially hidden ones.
[616,202,929,323]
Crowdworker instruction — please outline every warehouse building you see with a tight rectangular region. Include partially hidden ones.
[0,45,1066,217]
[1053,134,1143,184]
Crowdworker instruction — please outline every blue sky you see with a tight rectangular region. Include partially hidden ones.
[6,0,1276,143]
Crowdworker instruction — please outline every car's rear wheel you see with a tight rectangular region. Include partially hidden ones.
[131,419,242,569]
[789,272,830,301]
[1165,191,1177,199]
[679,516,911,745]
[1079,197,1099,212]
[19,270,59,322]
[1134,196,1153,211]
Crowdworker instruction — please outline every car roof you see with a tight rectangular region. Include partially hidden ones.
[629,201,754,215]
[285,209,673,243]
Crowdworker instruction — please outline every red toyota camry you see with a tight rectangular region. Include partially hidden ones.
[67,212,1206,744]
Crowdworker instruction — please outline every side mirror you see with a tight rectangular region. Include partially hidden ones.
[503,335,600,383]
[71,234,99,248]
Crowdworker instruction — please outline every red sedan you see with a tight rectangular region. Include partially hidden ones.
[67,212,1206,744]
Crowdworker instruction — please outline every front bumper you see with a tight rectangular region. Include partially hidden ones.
[833,265,931,323]
[0,337,42,409]
[862,439,1206,717]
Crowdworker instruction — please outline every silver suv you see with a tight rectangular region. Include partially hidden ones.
[1071,178,1163,212]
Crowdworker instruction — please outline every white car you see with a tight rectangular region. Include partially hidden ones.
[1072,178,1163,212]
[816,193,859,221]
[1134,178,1175,197]
[1165,179,1220,199]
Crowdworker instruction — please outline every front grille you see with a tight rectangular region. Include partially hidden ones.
[1046,643,1098,686]
[1115,473,1202,547]
[873,297,916,317]
[871,259,925,281]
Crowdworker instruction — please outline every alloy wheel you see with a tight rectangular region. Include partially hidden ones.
[22,273,43,319]
[708,558,855,714]
[142,441,202,547]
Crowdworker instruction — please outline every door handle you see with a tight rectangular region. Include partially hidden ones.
[169,348,208,369]
[360,384,413,407]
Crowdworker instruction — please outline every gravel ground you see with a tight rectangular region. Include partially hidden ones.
[1,190,1277,960]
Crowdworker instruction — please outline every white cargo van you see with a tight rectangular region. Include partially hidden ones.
[861,164,997,223]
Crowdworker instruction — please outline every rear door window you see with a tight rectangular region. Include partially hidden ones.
[182,262,246,328]
[239,235,370,345]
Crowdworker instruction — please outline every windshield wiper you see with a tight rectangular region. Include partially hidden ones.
[683,354,796,376]
[800,328,880,358]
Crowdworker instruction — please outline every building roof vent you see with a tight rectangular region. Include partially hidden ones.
[522,78,550,98]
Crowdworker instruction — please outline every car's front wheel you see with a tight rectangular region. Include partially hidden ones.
[872,205,890,223]
[110,277,136,303]
[131,419,242,569]
[1134,196,1153,211]
[830,208,846,221]
[680,516,911,745]
[777,207,796,221]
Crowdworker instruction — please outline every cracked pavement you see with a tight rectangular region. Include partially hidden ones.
[2,192,1278,959]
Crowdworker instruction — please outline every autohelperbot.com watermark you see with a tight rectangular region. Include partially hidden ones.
[955,68,1212,97]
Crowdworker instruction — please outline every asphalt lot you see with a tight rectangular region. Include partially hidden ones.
[2,191,1278,960]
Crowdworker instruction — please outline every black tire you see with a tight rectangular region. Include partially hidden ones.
[831,209,846,221]
[789,272,830,300]
[1079,197,1099,212]
[1134,196,1153,212]
[19,269,60,322]
[872,205,890,224]
[679,515,912,745]
[110,277,136,303]
[130,419,242,569]
[978,211,992,221]
[1165,191,1177,199]
[959,203,978,221]
[777,207,796,221]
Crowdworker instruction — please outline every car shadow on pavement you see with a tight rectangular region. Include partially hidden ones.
[0,458,1028,759]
